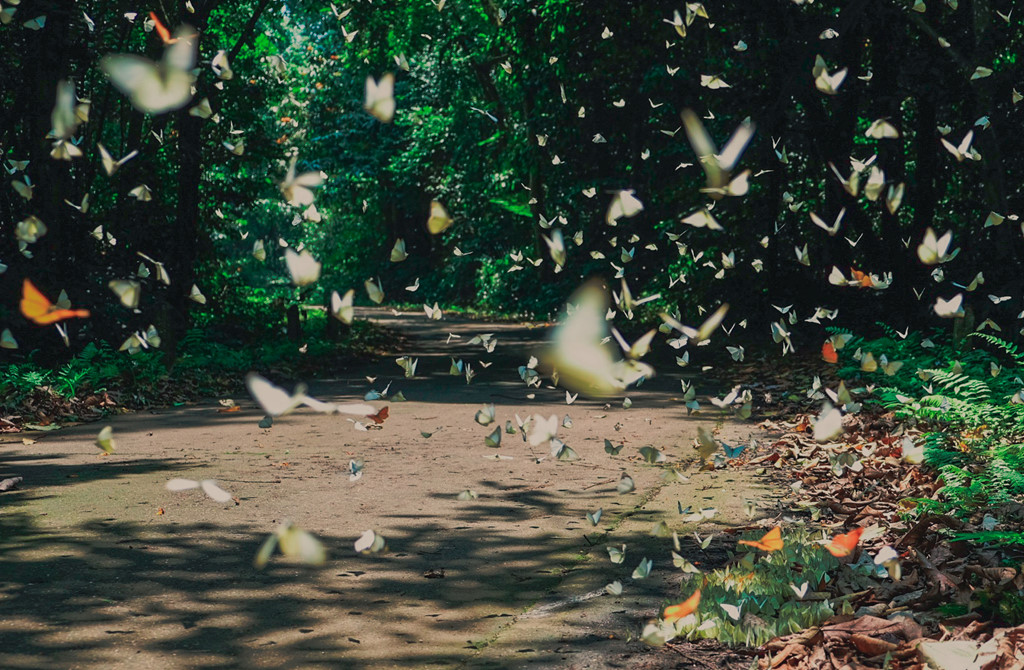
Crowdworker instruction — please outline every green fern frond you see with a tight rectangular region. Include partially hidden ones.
[922,369,992,402]
[968,333,1024,368]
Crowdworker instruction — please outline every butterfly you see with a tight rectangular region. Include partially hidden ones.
[681,110,755,198]
[941,130,975,162]
[475,404,496,426]
[21,279,90,325]
[810,208,846,236]
[279,155,325,206]
[546,281,653,397]
[886,183,905,214]
[660,304,729,343]
[367,406,390,425]
[365,73,395,123]
[427,200,453,234]
[864,165,888,201]
[866,119,899,139]
[365,277,385,304]
[245,372,373,418]
[606,190,644,225]
[108,279,142,309]
[825,527,864,557]
[700,74,731,90]
[424,303,443,320]
[1,329,18,350]
[100,22,197,114]
[166,478,233,503]
[254,521,326,569]
[98,143,139,176]
[934,294,965,318]
[917,227,959,265]
[813,55,847,94]
[663,589,701,621]
[738,526,783,552]
[631,557,653,579]
[284,248,321,286]
[722,441,747,459]
[682,208,723,230]
[813,403,843,441]
[48,80,84,159]
[330,289,355,324]
[822,340,838,363]
[95,426,116,454]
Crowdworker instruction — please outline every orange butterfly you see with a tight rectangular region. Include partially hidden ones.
[663,589,701,621]
[149,12,176,45]
[825,527,863,558]
[368,406,389,424]
[21,279,90,326]
[738,526,783,552]
[849,268,876,288]
[822,340,838,363]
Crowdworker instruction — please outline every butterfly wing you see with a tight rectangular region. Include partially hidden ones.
[246,373,302,416]
[21,279,89,325]
[826,527,863,557]
[368,406,389,424]
[200,479,233,503]
[20,279,53,323]
[739,526,783,551]
[663,589,701,620]
[101,55,162,100]
[166,478,201,491]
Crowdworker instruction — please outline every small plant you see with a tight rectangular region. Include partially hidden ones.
[645,528,876,647]
[836,328,1024,547]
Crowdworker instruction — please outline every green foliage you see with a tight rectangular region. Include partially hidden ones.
[839,330,1024,547]
[0,320,389,413]
[651,529,871,647]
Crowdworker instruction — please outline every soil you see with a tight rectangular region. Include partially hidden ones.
[0,308,773,669]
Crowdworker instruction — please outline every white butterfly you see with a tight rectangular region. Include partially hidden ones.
[245,372,373,418]
[284,248,321,286]
[280,155,325,206]
[660,304,729,343]
[934,294,965,318]
[813,54,847,94]
[166,478,233,503]
[941,130,976,162]
[813,403,843,442]
[365,73,395,123]
[917,227,959,265]
[681,109,755,198]
[108,279,141,309]
[546,281,653,397]
[606,190,644,225]
[100,25,198,114]
[810,207,846,236]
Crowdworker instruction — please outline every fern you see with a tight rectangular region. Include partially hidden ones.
[969,332,1024,368]
[923,369,992,402]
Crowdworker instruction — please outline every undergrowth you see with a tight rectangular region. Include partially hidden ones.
[0,317,390,421]
[833,324,1024,546]
[647,528,878,647]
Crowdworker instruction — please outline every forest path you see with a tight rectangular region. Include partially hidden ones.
[0,308,772,669]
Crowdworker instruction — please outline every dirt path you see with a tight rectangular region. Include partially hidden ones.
[0,309,773,669]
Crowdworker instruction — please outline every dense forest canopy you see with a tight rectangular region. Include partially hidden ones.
[0,0,1022,359]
